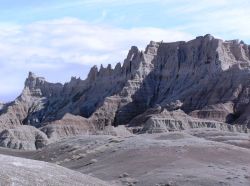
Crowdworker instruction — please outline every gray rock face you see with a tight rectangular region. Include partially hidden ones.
[40,113,95,141]
[0,34,249,148]
[0,103,4,110]
[135,108,249,134]
[0,126,49,150]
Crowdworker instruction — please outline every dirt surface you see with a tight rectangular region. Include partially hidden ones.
[0,154,112,186]
[1,129,250,186]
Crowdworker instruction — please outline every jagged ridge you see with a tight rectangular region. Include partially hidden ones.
[0,34,249,149]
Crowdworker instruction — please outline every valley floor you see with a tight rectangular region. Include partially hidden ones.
[1,128,250,186]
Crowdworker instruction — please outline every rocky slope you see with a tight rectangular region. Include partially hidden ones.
[0,34,249,149]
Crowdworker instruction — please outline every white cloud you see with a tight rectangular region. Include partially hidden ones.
[0,17,192,67]
[0,17,192,101]
[168,0,250,40]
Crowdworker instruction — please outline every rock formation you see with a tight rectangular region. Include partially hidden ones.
[0,125,49,150]
[0,103,4,110]
[0,34,249,148]
[133,108,249,134]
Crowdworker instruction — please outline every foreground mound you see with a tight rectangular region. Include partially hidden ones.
[0,154,111,186]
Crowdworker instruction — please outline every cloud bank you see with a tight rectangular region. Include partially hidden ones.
[0,17,192,101]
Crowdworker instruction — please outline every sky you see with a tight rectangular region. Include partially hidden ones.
[0,0,250,102]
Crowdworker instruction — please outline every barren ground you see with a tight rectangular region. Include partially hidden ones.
[1,129,250,186]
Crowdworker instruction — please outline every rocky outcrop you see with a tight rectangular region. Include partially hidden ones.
[234,103,250,128]
[40,113,95,141]
[0,103,4,110]
[0,34,249,149]
[0,125,49,150]
[134,108,249,134]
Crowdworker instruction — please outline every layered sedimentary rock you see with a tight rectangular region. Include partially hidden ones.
[129,107,249,134]
[0,125,49,150]
[0,34,249,147]
[40,113,95,141]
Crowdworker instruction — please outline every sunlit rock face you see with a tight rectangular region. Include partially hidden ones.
[0,34,249,143]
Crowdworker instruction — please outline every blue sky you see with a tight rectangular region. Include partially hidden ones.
[0,0,250,102]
